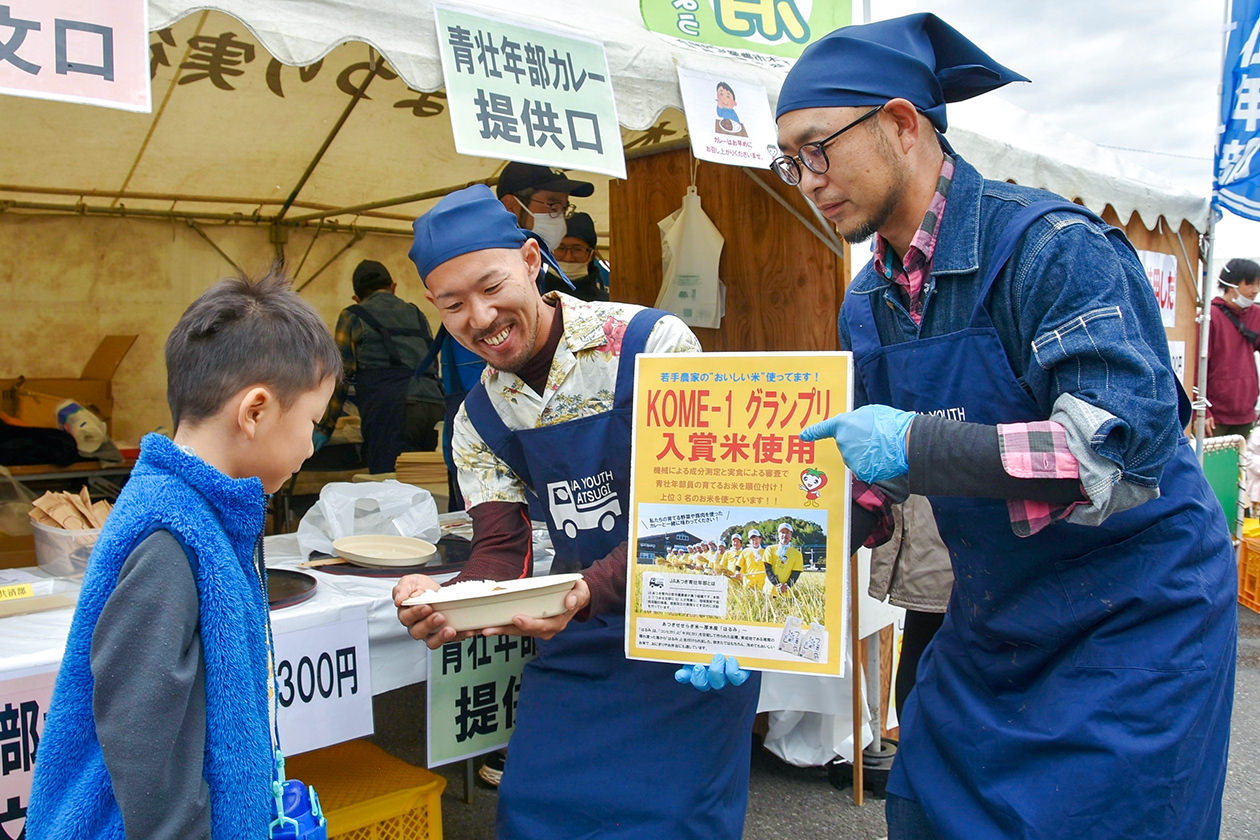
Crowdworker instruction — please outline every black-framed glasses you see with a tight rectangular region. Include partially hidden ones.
[517,193,576,219]
[770,104,884,186]
[554,242,594,259]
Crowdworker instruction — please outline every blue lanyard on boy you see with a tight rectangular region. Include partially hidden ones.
[257,536,327,840]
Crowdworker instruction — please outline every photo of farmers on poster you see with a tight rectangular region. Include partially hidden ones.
[626,352,852,677]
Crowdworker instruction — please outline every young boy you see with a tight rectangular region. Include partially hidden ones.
[27,271,341,840]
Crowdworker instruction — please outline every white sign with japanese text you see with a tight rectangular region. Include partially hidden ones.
[1138,249,1178,329]
[426,634,537,767]
[0,665,58,839]
[0,0,150,112]
[676,66,777,169]
[1168,340,1187,384]
[434,5,625,178]
[273,605,373,757]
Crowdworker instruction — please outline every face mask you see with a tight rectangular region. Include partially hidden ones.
[558,259,589,278]
[521,205,567,250]
[1238,293,1256,309]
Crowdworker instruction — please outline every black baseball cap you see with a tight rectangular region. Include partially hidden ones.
[496,162,594,199]
[565,212,598,248]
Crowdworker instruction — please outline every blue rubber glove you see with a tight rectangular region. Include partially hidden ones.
[312,431,330,452]
[674,653,751,692]
[800,404,915,483]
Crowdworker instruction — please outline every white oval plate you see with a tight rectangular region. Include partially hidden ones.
[332,535,438,568]
[401,573,584,631]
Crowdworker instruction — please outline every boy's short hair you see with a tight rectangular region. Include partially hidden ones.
[165,268,342,429]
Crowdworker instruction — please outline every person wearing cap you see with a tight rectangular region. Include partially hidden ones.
[554,212,611,301]
[391,185,759,840]
[775,13,1235,839]
[315,259,443,473]
[423,163,595,508]
[763,522,803,596]
[739,528,766,590]
[1207,257,1260,438]
[721,534,743,578]
[496,161,594,252]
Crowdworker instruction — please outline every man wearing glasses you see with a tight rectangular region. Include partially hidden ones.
[773,14,1235,840]
[496,161,593,252]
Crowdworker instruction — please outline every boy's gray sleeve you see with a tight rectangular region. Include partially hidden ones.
[91,529,211,840]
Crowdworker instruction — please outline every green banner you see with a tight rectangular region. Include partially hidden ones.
[426,634,537,767]
[640,0,850,59]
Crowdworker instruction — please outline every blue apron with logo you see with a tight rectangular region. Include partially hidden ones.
[463,308,760,840]
[847,202,1236,839]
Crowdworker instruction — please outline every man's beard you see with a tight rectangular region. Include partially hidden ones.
[839,126,908,245]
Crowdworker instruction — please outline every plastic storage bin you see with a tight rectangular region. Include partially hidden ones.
[283,740,445,840]
[31,519,100,579]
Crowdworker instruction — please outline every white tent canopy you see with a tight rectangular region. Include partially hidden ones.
[1,0,1209,237]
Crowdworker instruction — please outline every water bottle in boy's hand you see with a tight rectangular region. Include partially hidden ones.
[270,779,327,840]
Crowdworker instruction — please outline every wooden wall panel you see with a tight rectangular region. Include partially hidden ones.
[608,149,845,352]
[1103,207,1204,396]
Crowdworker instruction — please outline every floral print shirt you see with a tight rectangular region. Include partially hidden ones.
[452,292,701,508]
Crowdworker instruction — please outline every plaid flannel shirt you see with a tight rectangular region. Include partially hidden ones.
[863,154,1083,538]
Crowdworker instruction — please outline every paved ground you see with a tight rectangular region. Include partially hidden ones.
[373,606,1260,839]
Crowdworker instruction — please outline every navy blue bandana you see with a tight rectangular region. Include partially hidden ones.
[776,13,1027,132]
[410,184,571,289]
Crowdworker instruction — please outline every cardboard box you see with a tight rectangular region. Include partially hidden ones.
[1,335,137,434]
[0,533,36,570]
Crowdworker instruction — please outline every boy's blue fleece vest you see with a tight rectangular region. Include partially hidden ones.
[27,433,274,839]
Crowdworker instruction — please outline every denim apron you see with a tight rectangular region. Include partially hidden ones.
[847,202,1236,839]
[464,308,760,840]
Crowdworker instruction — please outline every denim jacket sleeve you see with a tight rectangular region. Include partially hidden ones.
[1012,213,1183,492]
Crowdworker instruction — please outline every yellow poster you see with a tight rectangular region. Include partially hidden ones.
[626,352,852,677]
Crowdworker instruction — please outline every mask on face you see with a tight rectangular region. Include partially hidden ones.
[558,259,590,278]
[521,205,567,250]
[1223,279,1257,309]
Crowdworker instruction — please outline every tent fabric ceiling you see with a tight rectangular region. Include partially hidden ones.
[0,1,1209,235]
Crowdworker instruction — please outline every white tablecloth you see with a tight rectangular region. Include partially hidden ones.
[1,534,890,766]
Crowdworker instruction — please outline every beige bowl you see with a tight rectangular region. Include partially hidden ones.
[402,573,584,631]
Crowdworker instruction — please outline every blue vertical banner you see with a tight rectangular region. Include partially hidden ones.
[1218,0,1260,220]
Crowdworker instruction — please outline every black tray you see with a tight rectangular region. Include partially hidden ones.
[268,568,318,609]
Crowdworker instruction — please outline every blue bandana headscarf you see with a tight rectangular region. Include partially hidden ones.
[776,13,1027,132]
[409,184,571,288]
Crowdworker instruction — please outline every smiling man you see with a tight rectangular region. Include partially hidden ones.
[774,13,1237,840]
[393,185,759,840]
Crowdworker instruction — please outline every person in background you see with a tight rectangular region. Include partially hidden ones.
[775,13,1235,839]
[393,185,758,839]
[764,521,803,596]
[496,161,594,252]
[315,259,443,473]
[555,212,611,301]
[28,271,340,839]
[1206,257,1260,438]
[740,528,767,590]
[722,533,745,579]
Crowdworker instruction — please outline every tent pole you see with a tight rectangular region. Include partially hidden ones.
[1195,206,1216,463]
[283,179,496,224]
[187,220,245,275]
[274,49,384,222]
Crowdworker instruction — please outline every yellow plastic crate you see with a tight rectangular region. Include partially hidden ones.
[284,740,445,840]
[1242,537,1260,615]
